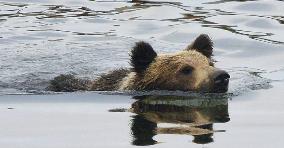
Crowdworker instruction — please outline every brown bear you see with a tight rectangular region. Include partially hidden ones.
[48,34,230,93]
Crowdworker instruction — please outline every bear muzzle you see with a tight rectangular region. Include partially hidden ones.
[211,70,230,93]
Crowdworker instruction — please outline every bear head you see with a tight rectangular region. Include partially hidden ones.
[121,34,230,93]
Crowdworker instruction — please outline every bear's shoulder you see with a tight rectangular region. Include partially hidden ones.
[91,68,130,91]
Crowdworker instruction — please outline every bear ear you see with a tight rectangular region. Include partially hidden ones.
[186,34,213,58]
[130,41,157,74]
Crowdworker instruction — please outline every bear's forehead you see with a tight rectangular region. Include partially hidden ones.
[158,50,209,66]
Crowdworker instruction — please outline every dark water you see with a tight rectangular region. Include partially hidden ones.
[0,0,284,147]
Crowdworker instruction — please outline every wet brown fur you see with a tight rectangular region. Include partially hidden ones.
[120,51,215,91]
[48,69,129,92]
[47,74,91,92]
[91,69,130,91]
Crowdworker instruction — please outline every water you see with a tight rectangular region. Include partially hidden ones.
[0,0,284,147]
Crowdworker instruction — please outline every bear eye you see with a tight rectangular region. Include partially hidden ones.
[180,66,194,75]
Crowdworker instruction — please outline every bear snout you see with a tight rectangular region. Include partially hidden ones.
[211,70,230,93]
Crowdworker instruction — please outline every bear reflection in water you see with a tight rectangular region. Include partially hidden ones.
[129,95,229,146]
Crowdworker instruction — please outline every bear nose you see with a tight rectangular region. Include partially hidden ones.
[212,70,230,93]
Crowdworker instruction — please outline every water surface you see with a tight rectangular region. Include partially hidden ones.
[0,0,284,147]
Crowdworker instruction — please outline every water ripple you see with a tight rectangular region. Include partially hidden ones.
[0,0,283,94]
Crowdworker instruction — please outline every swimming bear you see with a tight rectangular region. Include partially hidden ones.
[48,34,230,93]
